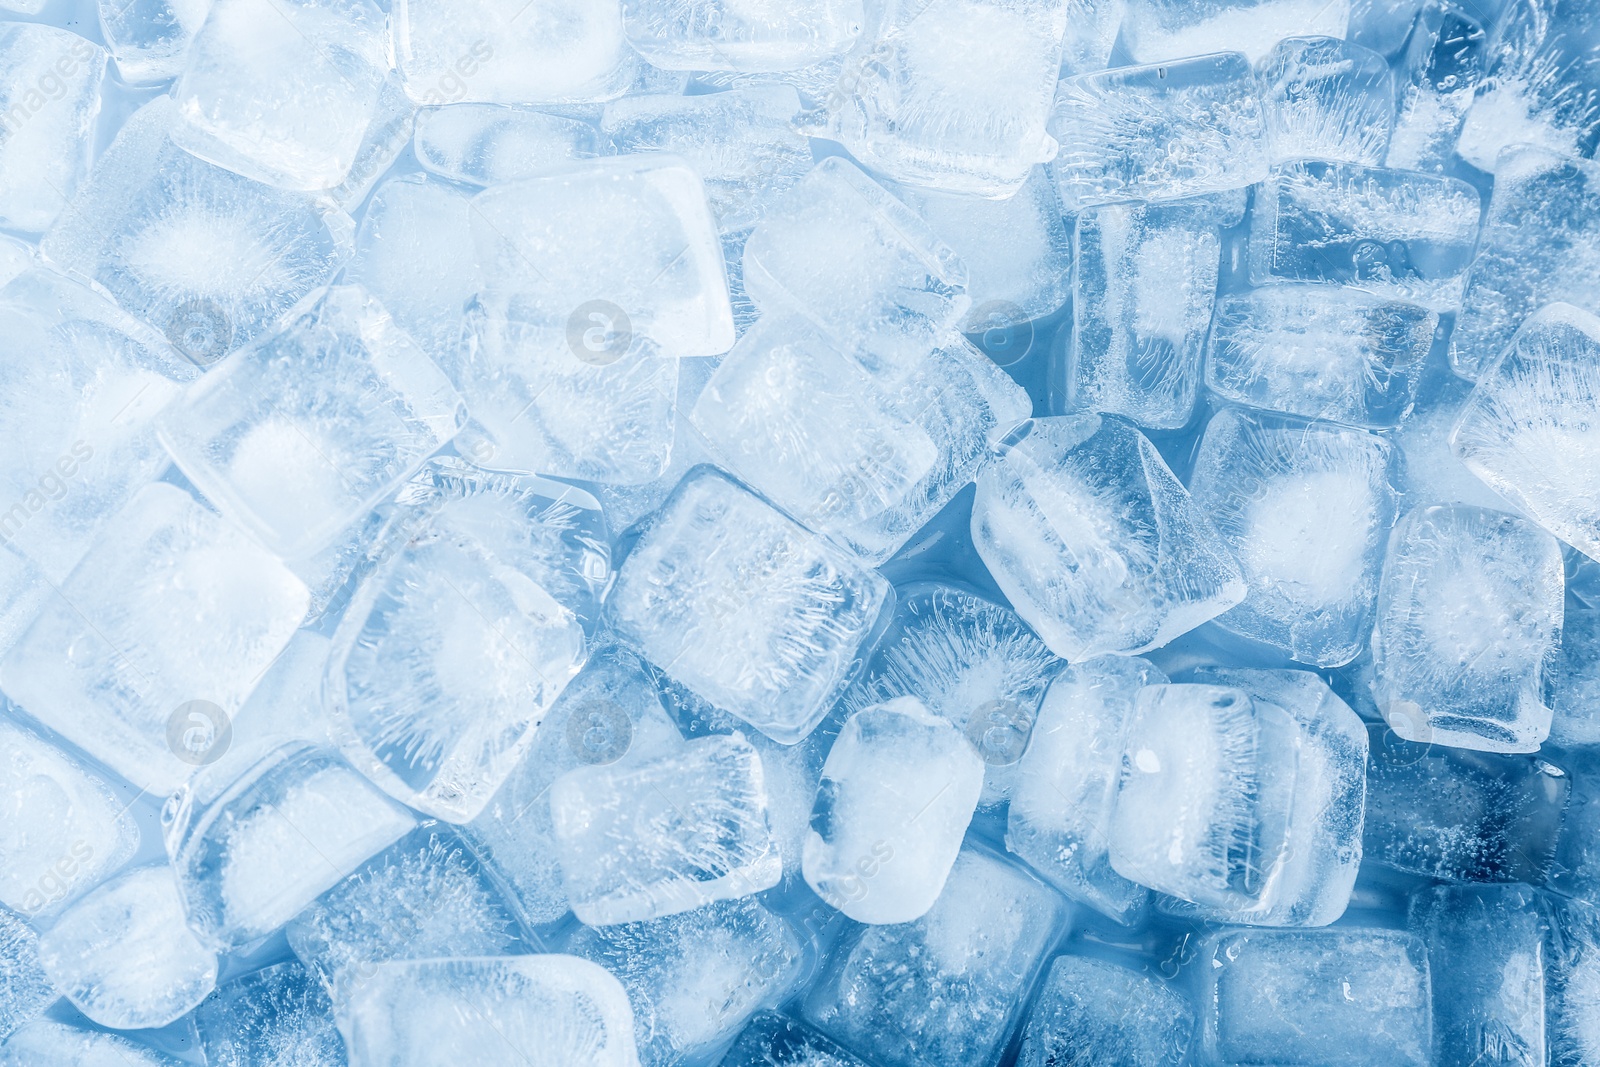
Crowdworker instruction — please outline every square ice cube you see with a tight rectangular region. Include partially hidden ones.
[1247,160,1482,313]
[0,906,53,1042]
[1050,52,1269,211]
[98,0,212,83]
[195,961,344,1067]
[621,0,864,72]
[158,285,466,560]
[1204,285,1436,429]
[0,25,105,233]
[1371,505,1564,753]
[1452,303,1600,560]
[1121,0,1351,63]
[1,483,309,795]
[1255,35,1395,166]
[1188,408,1398,668]
[971,414,1246,660]
[414,104,601,187]
[741,156,969,378]
[1386,1,1490,173]
[171,0,389,191]
[471,154,734,359]
[1018,955,1194,1067]
[609,467,892,744]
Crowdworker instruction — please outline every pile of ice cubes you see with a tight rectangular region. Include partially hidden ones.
[2,0,1600,1062]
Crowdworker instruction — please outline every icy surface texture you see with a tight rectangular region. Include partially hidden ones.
[1067,200,1224,429]
[0,268,196,581]
[36,864,216,1029]
[1371,504,1564,752]
[471,155,734,359]
[1547,897,1600,1067]
[609,467,891,744]
[41,97,354,362]
[1007,656,1162,923]
[0,26,105,233]
[1,483,308,795]
[1452,303,1600,559]
[823,0,1067,197]
[165,743,416,949]
[392,0,632,105]
[326,461,603,822]
[0,718,138,921]
[971,414,1246,660]
[1247,160,1481,313]
[286,825,527,1002]
[723,1011,871,1067]
[1059,0,1124,76]
[1256,36,1395,165]
[741,155,970,376]
[621,0,863,72]
[1189,409,1397,667]
[0,1020,185,1065]
[98,0,211,82]
[159,284,466,559]
[1201,928,1432,1066]
[195,961,346,1067]
[0,907,51,1041]
[568,897,804,1064]
[802,697,981,923]
[1017,955,1192,1067]
[342,955,640,1066]
[1552,558,1600,746]
[1050,51,1269,211]
[1456,0,1600,173]
[691,314,1027,564]
[171,0,388,191]
[414,105,601,187]
[551,733,780,925]
[1386,0,1489,172]
[1204,285,1435,428]
[1121,0,1351,63]
[805,847,1064,1067]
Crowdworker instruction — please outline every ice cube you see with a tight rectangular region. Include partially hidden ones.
[0,483,308,795]
[0,1020,185,1065]
[1121,0,1351,63]
[471,155,734,359]
[0,268,197,582]
[1059,0,1124,76]
[97,0,210,83]
[567,897,804,1063]
[326,74,418,212]
[805,847,1064,1067]
[1204,285,1436,429]
[286,825,528,1003]
[1007,656,1164,924]
[803,697,982,924]
[341,955,641,1066]
[550,732,780,925]
[1386,1,1490,173]
[326,461,599,823]
[1456,0,1600,173]
[41,97,354,363]
[194,961,345,1067]
[602,86,812,233]
[1410,884,1546,1066]
[1199,928,1432,1067]
[1551,557,1600,747]
[1255,36,1394,166]
[414,104,601,186]
[971,414,1246,660]
[741,156,968,378]
[609,467,892,745]
[1050,52,1269,211]
[392,0,633,105]
[0,717,139,922]
[1247,160,1482,313]
[0,907,52,1042]
[0,25,106,233]
[620,0,863,72]
[165,743,417,949]
[1066,200,1226,429]
[1188,408,1398,667]
[1390,376,1512,511]
[36,864,216,1029]
[1370,504,1564,752]
[723,1011,872,1067]
[171,0,389,191]
[1017,955,1193,1067]
[691,314,1028,564]
[1553,750,1600,905]
[0,235,28,288]
[1452,303,1600,560]
[1547,896,1600,1067]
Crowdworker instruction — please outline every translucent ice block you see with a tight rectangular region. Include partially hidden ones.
[1551,558,1600,747]
[1255,36,1394,165]
[1121,0,1351,63]
[1018,955,1193,1067]
[0,1020,184,1066]
[723,1011,871,1067]
[413,105,601,187]
[98,0,212,83]
[194,961,345,1067]
[1370,504,1563,752]
[620,0,863,72]
[0,907,52,1042]
[1386,1,1490,173]
[0,25,105,233]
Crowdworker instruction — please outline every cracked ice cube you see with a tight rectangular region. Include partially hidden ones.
[1188,408,1398,667]
[0,25,105,233]
[194,961,345,1067]
[1018,955,1194,1067]
[97,0,211,83]
[620,0,863,72]
[1255,35,1395,166]
[971,414,1246,661]
[609,467,892,745]
[1452,303,1600,560]
[37,864,217,1029]
[1371,505,1564,753]
[414,105,601,187]
[1050,51,1269,211]
[0,482,308,796]
[1121,0,1351,63]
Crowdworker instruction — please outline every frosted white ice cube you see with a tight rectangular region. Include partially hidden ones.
[1121,0,1351,63]
[1255,35,1394,166]
[621,0,863,72]
[414,104,600,187]
[0,25,105,233]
